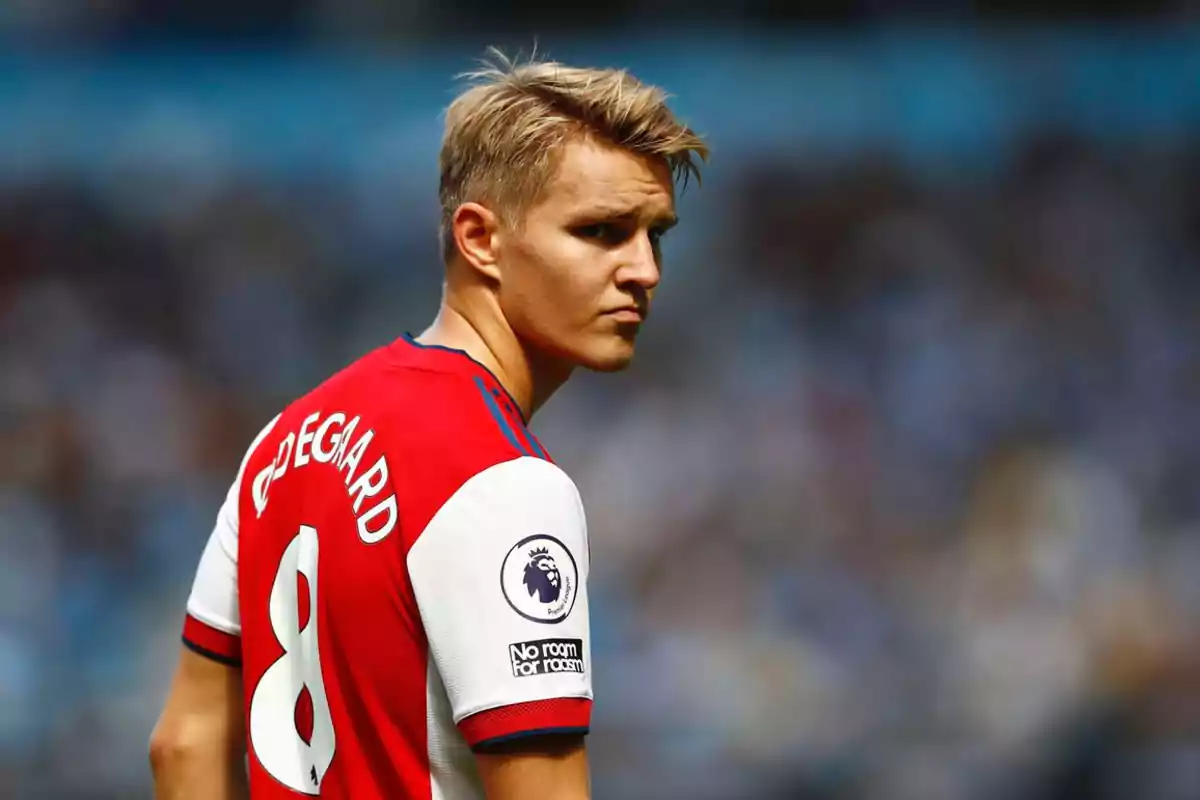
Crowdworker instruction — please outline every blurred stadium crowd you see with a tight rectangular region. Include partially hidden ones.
[2,32,1200,800]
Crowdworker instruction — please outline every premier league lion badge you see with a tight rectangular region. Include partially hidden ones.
[501,535,578,624]
[523,547,561,603]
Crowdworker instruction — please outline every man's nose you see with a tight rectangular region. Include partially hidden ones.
[619,231,661,291]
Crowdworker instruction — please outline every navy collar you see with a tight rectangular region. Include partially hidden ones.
[400,333,529,424]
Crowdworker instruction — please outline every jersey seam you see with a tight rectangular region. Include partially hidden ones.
[185,607,241,637]
[453,692,594,726]
[404,457,578,557]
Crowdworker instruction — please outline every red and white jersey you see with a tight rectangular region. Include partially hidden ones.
[181,335,592,799]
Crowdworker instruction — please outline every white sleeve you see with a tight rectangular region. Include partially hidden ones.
[185,415,280,635]
[408,457,592,728]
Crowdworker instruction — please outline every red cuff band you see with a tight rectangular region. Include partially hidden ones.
[182,614,241,665]
[459,698,592,748]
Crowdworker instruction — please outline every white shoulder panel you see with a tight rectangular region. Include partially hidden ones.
[185,414,280,635]
[408,457,592,723]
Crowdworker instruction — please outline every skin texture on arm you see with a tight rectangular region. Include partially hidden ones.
[149,647,248,800]
[475,735,591,800]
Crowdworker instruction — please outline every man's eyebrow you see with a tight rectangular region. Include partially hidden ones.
[569,204,637,219]
[570,206,679,226]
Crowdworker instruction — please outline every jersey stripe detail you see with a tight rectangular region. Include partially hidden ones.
[471,375,547,460]
[182,637,242,667]
[473,376,530,457]
[183,614,242,665]
[458,698,592,748]
[521,427,549,460]
[400,333,530,422]
[472,726,590,751]
[503,408,546,461]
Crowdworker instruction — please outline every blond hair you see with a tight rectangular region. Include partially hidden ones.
[438,49,709,260]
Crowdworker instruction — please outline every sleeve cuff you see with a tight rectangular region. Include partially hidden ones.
[182,613,242,666]
[459,698,591,750]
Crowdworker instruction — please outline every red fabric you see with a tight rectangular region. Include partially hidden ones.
[182,613,241,663]
[459,698,592,747]
[231,337,558,799]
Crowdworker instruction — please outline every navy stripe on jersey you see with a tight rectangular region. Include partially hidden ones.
[482,382,549,460]
[474,376,532,457]
[523,428,548,460]
[399,334,548,459]
[401,333,530,424]
[182,636,242,667]
[472,726,590,752]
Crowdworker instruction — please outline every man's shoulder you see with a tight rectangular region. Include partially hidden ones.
[317,339,540,455]
[254,338,555,509]
[269,339,495,433]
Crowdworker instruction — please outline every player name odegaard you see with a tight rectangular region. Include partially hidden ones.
[251,411,397,544]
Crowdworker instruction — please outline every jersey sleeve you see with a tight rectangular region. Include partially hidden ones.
[407,457,593,750]
[182,415,279,666]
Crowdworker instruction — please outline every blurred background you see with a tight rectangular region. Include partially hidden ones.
[3,2,1200,799]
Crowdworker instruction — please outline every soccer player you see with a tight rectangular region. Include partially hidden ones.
[148,52,707,799]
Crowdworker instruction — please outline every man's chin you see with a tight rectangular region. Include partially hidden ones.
[577,336,638,372]
[586,355,635,373]
[534,330,638,373]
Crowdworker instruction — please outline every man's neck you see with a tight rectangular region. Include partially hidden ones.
[415,300,572,421]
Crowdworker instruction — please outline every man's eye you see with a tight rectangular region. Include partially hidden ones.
[576,223,623,243]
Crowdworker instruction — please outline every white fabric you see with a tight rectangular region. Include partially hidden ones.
[408,457,593,725]
[426,656,484,800]
[186,414,280,635]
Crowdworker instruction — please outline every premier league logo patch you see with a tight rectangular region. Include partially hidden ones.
[524,547,561,603]
[501,535,578,624]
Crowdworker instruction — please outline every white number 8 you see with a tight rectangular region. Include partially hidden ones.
[249,525,336,793]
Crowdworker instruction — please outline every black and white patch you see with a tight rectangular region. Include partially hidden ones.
[509,638,585,678]
[500,534,578,624]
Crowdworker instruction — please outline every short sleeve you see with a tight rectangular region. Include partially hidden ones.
[182,415,279,666]
[182,479,242,664]
[407,457,592,750]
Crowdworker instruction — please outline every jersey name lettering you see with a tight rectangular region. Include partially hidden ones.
[251,411,398,543]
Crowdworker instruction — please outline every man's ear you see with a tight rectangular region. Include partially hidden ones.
[451,202,503,282]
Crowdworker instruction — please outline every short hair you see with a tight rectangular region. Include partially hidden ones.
[438,49,709,262]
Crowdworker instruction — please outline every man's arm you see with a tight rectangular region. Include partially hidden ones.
[149,647,248,800]
[152,416,273,797]
[408,456,596,799]
[476,735,590,800]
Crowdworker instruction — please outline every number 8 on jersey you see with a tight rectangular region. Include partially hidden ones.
[249,526,336,793]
